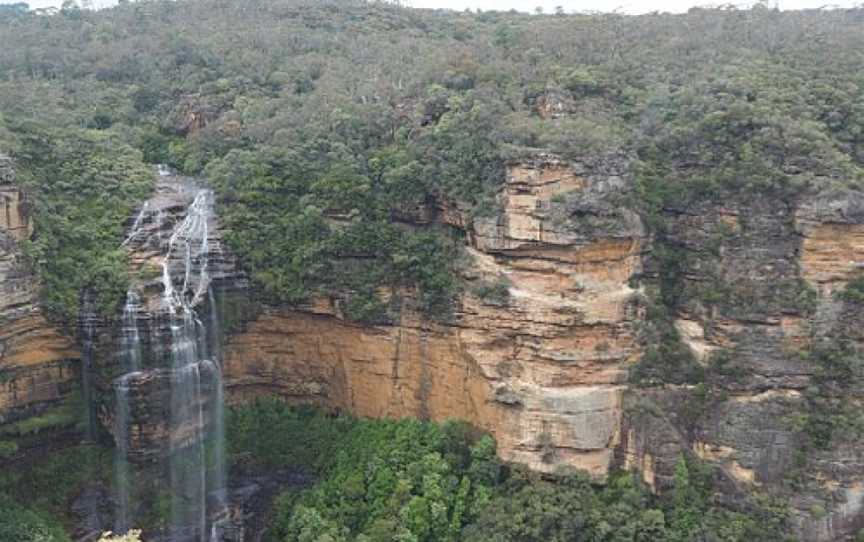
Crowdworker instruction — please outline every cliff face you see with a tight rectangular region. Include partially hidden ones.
[224,155,645,477]
[221,156,864,540]
[5,149,864,539]
[0,155,80,427]
[620,190,864,540]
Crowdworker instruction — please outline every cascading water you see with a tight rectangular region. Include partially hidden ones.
[121,202,149,248]
[79,302,98,442]
[113,372,138,535]
[112,171,227,541]
[120,292,142,373]
[113,291,144,534]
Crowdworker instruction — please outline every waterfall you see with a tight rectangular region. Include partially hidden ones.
[161,187,226,542]
[120,292,142,373]
[113,372,139,535]
[207,287,226,512]
[112,173,227,541]
[113,291,143,533]
[121,202,149,248]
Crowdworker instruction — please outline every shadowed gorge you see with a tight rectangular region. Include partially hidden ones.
[1,0,864,541]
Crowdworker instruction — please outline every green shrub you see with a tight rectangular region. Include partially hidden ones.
[838,275,864,304]
[0,394,81,437]
[230,400,501,541]
[562,66,602,97]
[0,443,111,524]
[13,128,153,320]
[472,278,511,305]
[0,494,69,542]
[227,400,353,472]
[629,300,703,386]
[0,440,18,458]
[794,341,864,450]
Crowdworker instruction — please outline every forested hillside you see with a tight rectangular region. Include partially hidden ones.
[0,0,861,320]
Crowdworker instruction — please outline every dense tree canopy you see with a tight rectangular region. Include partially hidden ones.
[0,0,861,320]
[228,401,792,542]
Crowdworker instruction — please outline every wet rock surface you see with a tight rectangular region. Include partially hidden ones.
[221,469,314,542]
[70,485,114,542]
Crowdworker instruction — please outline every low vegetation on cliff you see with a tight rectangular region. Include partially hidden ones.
[4,125,153,319]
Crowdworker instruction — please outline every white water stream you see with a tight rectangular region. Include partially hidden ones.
[113,170,226,541]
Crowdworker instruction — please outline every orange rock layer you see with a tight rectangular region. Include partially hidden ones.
[225,157,644,476]
[800,223,864,291]
[0,307,78,423]
[1,180,79,424]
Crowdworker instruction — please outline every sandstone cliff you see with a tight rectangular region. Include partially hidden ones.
[223,154,645,477]
[6,150,864,540]
[619,190,864,540]
[220,156,864,540]
[0,154,80,428]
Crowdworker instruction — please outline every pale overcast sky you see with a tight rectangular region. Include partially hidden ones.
[9,0,863,14]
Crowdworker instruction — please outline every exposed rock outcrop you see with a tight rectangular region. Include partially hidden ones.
[0,184,31,242]
[532,89,577,119]
[619,189,864,541]
[797,190,864,294]
[220,157,864,539]
[224,154,645,477]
